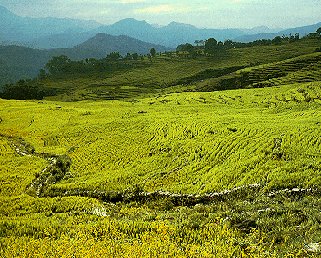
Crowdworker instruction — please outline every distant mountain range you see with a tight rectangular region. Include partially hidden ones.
[94,19,245,48]
[0,4,321,89]
[1,4,320,49]
[235,22,321,42]
[103,19,319,46]
[0,5,101,45]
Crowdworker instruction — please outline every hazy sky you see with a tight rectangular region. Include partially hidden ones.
[0,0,321,29]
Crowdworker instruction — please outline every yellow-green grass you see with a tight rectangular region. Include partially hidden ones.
[2,39,321,257]
[1,82,321,257]
[1,82,320,195]
[0,210,295,258]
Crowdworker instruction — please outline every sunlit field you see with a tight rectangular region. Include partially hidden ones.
[1,79,321,256]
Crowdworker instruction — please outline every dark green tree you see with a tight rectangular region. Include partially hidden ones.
[204,38,218,55]
[194,40,205,47]
[272,36,282,45]
[0,80,48,100]
[150,48,156,57]
[224,40,235,48]
[106,52,121,60]
[176,43,194,53]
[125,53,132,60]
[317,27,321,35]
[45,55,71,75]
[132,53,139,60]
[38,69,47,80]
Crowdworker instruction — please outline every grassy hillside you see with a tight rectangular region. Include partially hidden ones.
[0,34,168,88]
[39,38,321,101]
[1,82,320,193]
[197,52,321,91]
[1,81,321,256]
[1,37,321,257]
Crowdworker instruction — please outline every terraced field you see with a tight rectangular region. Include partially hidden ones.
[1,38,321,257]
[197,52,321,91]
[0,82,320,194]
[1,81,321,256]
[42,38,321,101]
[239,53,321,87]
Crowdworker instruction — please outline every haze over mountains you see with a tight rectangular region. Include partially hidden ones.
[0,4,321,89]
[1,4,320,49]
[235,22,321,43]
[95,19,245,48]
[0,5,101,46]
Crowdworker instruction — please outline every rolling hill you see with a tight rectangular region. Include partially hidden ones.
[0,34,168,87]
[1,21,321,257]
[75,33,169,57]
[31,37,321,102]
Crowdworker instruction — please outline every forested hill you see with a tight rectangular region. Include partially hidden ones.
[75,33,169,58]
[0,45,51,88]
[0,34,168,88]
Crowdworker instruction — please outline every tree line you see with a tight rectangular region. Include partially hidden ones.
[176,28,321,57]
[0,50,156,100]
[0,79,54,100]
[41,48,159,78]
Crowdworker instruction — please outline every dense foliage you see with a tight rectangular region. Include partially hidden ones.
[44,54,147,77]
[0,79,54,100]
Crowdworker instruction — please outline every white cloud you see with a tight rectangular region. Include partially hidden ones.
[118,0,146,3]
[134,4,192,14]
[0,0,320,28]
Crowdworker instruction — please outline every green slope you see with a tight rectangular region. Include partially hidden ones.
[1,82,321,257]
[38,38,321,101]
[1,37,321,257]
[1,82,320,193]
[197,52,321,91]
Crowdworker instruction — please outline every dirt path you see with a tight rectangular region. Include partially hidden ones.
[1,133,319,205]
[1,133,71,197]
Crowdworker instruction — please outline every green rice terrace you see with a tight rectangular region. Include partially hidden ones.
[1,37,321,257]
